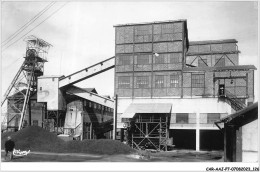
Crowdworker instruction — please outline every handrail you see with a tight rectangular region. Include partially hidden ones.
[225,90,246,108]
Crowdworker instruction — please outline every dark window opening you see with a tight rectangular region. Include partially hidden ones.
[176,113,188,124]
[191,74,204,88]
[155,75,164,88]
[170,74,179,87]
[207,113,220,124]
[136,76,149,88]
[118,76,131,89]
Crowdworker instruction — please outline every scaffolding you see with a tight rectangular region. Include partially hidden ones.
[127,113,169,151]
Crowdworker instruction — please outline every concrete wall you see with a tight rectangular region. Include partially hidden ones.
[37,76,66,110]
[242,119,258,162]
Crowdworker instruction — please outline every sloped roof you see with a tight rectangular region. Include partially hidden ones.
[216,102,258,126]
[82,88,98,94]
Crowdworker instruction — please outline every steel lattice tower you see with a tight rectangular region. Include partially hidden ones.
[1,35,51,131]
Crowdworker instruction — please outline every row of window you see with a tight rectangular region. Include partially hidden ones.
[118,53,182,65]
[175,113,220,124]
[23,120,38,127]
[86,101,113,113]
[118,74,204,89]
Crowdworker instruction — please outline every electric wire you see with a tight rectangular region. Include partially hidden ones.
[2,2,69,52]
[1,2,56,46]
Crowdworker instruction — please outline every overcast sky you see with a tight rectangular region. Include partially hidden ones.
[1,1,259,100]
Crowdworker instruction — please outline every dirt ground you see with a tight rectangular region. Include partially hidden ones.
[1,149,223,162]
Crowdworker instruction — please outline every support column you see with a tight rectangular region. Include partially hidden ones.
[196,112,200,151]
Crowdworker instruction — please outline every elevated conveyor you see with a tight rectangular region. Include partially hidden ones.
[66,86,114,109]
[59,56,115,89]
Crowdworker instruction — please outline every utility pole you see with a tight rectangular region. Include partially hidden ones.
[113,94,118,140]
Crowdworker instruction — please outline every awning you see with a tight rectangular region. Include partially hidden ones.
[120,103,172,119]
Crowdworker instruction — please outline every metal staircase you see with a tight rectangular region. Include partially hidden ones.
[221,90,246,111]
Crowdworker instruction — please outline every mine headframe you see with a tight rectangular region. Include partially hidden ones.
[1,35,51,131]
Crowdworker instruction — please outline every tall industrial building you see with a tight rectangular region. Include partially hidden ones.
[114,20,256,151]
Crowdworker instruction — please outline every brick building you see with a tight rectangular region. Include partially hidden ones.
[114,20,256,151]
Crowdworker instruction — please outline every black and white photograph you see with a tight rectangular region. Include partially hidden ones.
[1,1,259,171]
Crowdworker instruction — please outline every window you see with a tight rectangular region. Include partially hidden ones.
[198,58,208,67]
[137,55,149,65]
[155,75,164,88]
[215,56,225,67]
[89,102,92,108]
[33,120,38,126]
[191,74,204,88]
[169,54,181,64]
[207,113,220,124]
[136,76,149,88]
[118,56,131,65]
[154,56,165,64]
[170,74,179,87]
[176,113,188,123]
[118,76,131,89]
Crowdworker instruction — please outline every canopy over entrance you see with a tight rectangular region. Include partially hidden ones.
[121,103,172,119]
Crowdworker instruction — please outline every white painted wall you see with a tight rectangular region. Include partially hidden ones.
[117,97,232,129]
[242,119,258,162]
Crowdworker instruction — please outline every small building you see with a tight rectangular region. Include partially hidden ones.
[6,84,114,140]
[6,90,45,131]
[215,102,258,162]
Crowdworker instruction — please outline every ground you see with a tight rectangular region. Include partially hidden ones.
[1,149,223,162]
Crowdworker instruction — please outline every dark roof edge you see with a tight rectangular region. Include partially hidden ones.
[217,102,258,123]
[189,39,238,45]
[183,65,257,72]
[113,19,187,27]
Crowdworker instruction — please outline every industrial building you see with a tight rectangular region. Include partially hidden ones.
[114,20,256,151]
[2,19,257,152]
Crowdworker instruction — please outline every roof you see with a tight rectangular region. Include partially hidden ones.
[113,19,187,27]
[38,75,64,79]
[66,85,98,94]
[183,65,257,72]
[189,39,238,45]
[82,88,98,94]
[121,103,172,119]
[186,51,240,56]
[216,102,258,126]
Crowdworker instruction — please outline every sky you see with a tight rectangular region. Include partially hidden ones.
[1,1,259,100]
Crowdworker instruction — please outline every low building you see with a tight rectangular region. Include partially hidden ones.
[215,102,258,162]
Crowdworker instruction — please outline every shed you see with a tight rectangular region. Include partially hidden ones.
[215,102,258,162]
